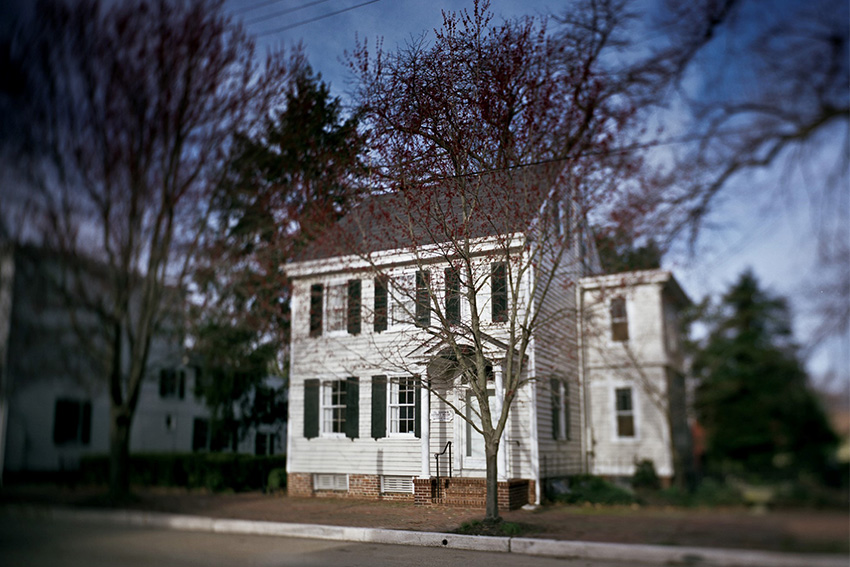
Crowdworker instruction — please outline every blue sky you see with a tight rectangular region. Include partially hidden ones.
[223,0,847,387]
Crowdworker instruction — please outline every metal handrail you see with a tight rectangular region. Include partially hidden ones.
[434,441,452,499]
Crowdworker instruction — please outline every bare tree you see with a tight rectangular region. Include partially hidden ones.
[1,0,297,498]
[303,0,639,520]
[632,0,849,352]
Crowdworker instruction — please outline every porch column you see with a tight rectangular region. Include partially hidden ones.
[494,364,508,481]
[421,378,430,478]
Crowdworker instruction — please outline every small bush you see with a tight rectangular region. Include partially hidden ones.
[632,459,661,490]
[555,475,636,505]
[267,468,287,493]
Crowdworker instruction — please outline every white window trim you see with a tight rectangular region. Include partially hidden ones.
[611,384,639,442]
[387,376,417,437]
[320,379,347,438]
[381,475,414,494]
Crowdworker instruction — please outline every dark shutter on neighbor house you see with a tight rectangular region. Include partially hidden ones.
[374,277,388,332]
[371,375,387,439]
[414,379,422,438]
[347,279,361,335]
[345,377,359,439]
[309,284,323,337]
[304,379,320,439]
[80,401,92,445]
[551,378,560,440]
[491,262,507,322]
[178,369,186,399]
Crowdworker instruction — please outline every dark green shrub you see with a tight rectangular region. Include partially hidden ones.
[555,475,636,505]
[267,468,286,492]
[78,453,286,492]
[632,459,661,490]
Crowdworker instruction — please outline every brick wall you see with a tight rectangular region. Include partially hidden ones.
[413,477,531,511]
[287,472,415,502]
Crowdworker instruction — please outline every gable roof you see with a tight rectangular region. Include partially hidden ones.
[296,162,564,262]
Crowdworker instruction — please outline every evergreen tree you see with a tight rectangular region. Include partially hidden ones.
[693,270,837,482]
[191,67,365,439]
[595,227,662,274]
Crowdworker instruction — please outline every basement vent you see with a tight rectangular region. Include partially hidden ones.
[381,475,414,494]
[313,473,348,491]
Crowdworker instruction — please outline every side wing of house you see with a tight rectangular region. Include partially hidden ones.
[579,270,691,481]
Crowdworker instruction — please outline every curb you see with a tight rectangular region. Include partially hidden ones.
[3,505,846,567]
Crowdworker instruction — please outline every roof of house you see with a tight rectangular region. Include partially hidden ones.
[295,162,564,262]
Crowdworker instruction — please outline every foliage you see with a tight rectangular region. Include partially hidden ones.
[191,66,365,432]
[267,468,287,493]
[554,475,636,505]
[595,228,662,274]
[632,459,661,490]
[455,519,533,537]
[79,453,287,492]
[693,271,838,482]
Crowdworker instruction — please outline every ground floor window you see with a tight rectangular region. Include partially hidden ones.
[615,387,635,437]
[53,398,91,445]
[388,377,416,435]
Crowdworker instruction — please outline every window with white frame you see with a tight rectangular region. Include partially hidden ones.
[325,283,347,332]
[392,273,415,326]
[610,296,629,341]
[615,387,635,438]
[321,379,347,434]
[551,378,569,440]
[388,377,416,435]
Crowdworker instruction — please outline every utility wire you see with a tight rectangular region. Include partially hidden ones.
[244,0,334,26]
[255,0,382,38]
[233,0,288,16]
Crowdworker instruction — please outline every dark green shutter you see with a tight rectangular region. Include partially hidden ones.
[304,379,319,439]
[345,377,359,439]
[81,401,92,445]
[414,379,422,438]
[371,375,387,439]
[551,378,559,440]
[348,279,361,335]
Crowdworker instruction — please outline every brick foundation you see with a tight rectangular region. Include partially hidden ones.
[287,472,415,502]
[414,477,533,511]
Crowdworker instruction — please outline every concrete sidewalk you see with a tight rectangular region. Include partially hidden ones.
[1,504,846,567]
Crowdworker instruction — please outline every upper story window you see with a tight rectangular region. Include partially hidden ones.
[610,296,629,341]
[445,267,461,325]
[615,387,635,438]
[374,276,388,332]
[159,368,186,399]
[309,284,323,337]
[308,280,362,337]
[491,262,507,323]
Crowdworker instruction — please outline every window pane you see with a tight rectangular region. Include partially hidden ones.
[610,297,629,341]
[327,284,346,332]
[617,415,635,437]
[491,263,507,322]
[616,388,632,411]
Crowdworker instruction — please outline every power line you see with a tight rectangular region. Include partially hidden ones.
[244,0,334,26]
[233,0,287,16]
[255,0,382,38]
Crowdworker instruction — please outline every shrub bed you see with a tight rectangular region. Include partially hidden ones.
[79,453,286,492]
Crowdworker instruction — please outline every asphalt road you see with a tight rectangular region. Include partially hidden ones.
[0,513,659,567]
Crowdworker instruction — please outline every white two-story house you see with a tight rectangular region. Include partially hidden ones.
[284,166,691,509]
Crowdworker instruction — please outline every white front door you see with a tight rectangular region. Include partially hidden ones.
[459,388,494,472]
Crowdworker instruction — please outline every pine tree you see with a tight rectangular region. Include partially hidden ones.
[693,271,837,481]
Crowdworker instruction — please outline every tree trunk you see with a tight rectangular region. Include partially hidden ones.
[484,439,501,521]
[108,407,132,500]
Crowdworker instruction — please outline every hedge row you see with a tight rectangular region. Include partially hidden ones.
[79,453,286,492]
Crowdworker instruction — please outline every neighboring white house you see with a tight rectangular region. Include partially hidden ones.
[0,244,283,482]
[284,167,692,510]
